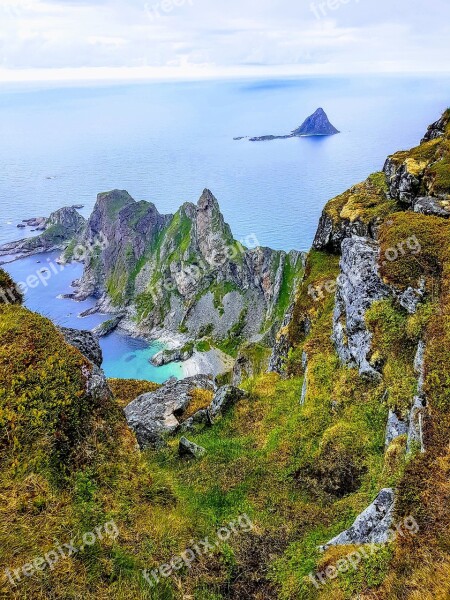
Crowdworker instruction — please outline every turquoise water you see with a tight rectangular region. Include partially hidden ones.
[1,75,449,381]
[3,253,183,382]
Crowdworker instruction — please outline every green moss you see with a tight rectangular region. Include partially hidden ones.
[135,290,156,320]
[103,192,132,219]
[323,172,395,225]
[196,339,212,352]
[0,305,117,482]
[273,254,304,323]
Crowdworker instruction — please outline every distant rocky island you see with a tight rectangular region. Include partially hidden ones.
[235,107,340,141]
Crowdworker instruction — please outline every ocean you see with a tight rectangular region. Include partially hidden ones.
[1,75,449,380]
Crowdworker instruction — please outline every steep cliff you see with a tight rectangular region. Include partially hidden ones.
[268,108,450,598]
[72,188,305,354]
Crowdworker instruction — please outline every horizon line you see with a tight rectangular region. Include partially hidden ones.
[1,64,450,85]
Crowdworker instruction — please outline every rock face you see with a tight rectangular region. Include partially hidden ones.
[312,208,376,253]
[59,326,103,367]
[178,437,206,459]
[124,377,246,447]
[383,109,450,217]
[421,112,448,142]
[72,188,304,347]
[124,375,216,448]
[321,489,395,550]
[92,314,125,338]
[414,196,450,218]
[0,207,86,259]
[406,397,426,453]
[292,108,340,136]
[58,325,113,409]
[385,410,408,447]
[208,385,246,422]
[332,236,391,378]
[151,345,194,367]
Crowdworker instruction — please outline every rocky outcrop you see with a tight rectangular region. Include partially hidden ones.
[0,207,86,260]
[383,159,421,206]
[406,397,426,454]
[71,188,304,348]
[92,314,125,338]
[124,377,246,446]
[208,385,246,422]
[383,109,450,215]
[124,375,216,448]
[414,196,450,217]
[151,345,194,367]
[332,236,391,378]
[414,340,426,396]
[22,217,47,230]
[74,189,172,299]
[312,174,391,253]
[421,112,448,142]
[59,326,103,367]
[178,437,206,459]
[321,488,395,550]
[385,410,408,447]
[406,340,427,453]
[247,108,339,141]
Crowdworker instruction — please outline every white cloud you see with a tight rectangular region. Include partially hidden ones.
[0,0,448,79]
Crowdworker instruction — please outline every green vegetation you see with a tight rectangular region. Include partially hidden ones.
[389,110,450,198]
[323,172,396,225]
[272,254,304,323]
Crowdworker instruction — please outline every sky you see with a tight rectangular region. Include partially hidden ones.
[0,0,449,81]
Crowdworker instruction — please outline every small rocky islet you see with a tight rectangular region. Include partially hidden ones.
[234,107,340,141]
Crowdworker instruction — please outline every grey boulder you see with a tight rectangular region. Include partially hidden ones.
[320,488,395,550]
[179,437,206,459]
[208,385,246,422]
[124,374,215,449]
[385,410,408,448]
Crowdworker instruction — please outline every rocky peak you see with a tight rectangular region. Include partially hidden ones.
[292,107,340,136]
[46,206,86,234]
[67,189,305,349]
[194,189,234,266]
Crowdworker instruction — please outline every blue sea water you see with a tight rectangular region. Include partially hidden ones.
[1,75,449,380]
[3,252,183,382]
